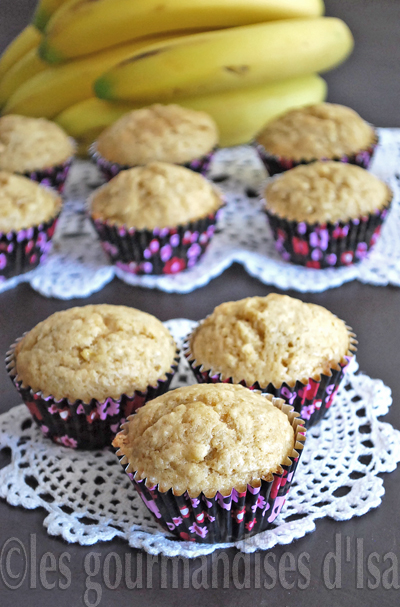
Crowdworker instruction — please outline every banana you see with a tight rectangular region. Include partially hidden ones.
[3,34,190,119]
[56,75,327,148]
[56,98,134,140]
[95,18,352,104]
[40,0,324,63]
[33,0,71,32]
[0,25,41,80]
[0,49,47,109]
[181,75,327,147]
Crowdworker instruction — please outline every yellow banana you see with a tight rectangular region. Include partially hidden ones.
[41,0,324,63]
[95,18,352,104]
[56,75,327,148]
[181,75,327,147]
[0,25,41,80]
[56,98,135,139]
[33,0,71,32]
[0,49,47,109]
[3,34,189,119]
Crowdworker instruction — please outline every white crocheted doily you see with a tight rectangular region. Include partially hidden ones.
[0,128,399,299]
[0,319,399,557]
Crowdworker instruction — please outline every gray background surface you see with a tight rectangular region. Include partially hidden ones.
[0,1,399,605]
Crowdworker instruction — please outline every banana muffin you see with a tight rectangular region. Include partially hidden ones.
[114,383,294,496]
[266,161,391,224]
[0,170,61,233]
[113,383,306,542]
[264,161,392,268]
[90,161,221,230]
[0,115,74,191]
[15,304,177,402]
[255,103,377,174]
[185,294,356,426]
[90,162,223,275]
[8,305,178,448]
[0,171,61,279]
[92,104,218,179]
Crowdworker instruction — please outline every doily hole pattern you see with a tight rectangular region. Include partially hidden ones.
[0,319,399,558]
[0,129,400,298]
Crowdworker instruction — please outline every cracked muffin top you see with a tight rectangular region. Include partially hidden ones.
[113,383,295,497]
[189,294,351,388]
[15,304,177,402]
[256,103,375,161]
[0,115,74,172]
[90,161,222,229]
[96,104,218,166]
[265,161,391,224]
[0,171,61,232]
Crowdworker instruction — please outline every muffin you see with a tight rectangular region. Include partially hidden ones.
[0,171,61,280]
[184,294,357,426]
[0,114,75,192]
[6,304,179,449]
[90,162,224,275]
[264,161,392,268]
[113,383,306,543]
[254,103,378,175]
[91,104,219,180]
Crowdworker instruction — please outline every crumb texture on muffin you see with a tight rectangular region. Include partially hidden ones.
[15,304,177,402]
[96,104,218,166]
[0,171,61,232]
[113,383,294,497]
[190,294,350,388]
[0,115,74,172]
[256,103,375,161]
[265,161,391,224]
[90,161,221,229]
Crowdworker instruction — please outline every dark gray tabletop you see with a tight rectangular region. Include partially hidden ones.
[0,1,399,605]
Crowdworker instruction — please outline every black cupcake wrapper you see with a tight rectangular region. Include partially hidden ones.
[115,397,306,544]
[253,132,379,176]
[183,325,357,429]
[89,143,217,181]
[265,200,391,269]
[5,339,180,450]
[20,156,73,194]
[90,205,223,276]
[0,214,59,281]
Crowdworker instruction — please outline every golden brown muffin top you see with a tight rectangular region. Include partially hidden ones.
[96,104,218,166]
[256,103,375,161]
[113,383,294,497]
[90,161,222,229]
[0,171,61,232]
[189,294,351,388]
[0,115,74,172]
[15,304,177,403]
[265,161,391,224]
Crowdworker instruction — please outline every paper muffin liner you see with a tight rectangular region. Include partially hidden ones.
[264,194,392,269]
[89,193,224,276]
[5,339,180,450]
[183,324,357,428]
[89,143,217,181]
[114,395,306,543]
[0,213,59,282]
[253,131,379,176]
[21,156,74,194]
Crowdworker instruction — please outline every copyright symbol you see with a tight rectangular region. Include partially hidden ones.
[0,538,27,589]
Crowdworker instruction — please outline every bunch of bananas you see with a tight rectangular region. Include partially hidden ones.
[0,0,353,152]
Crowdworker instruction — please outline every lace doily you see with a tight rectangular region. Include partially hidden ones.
[0,319,399,557]
[0,128,399,298]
